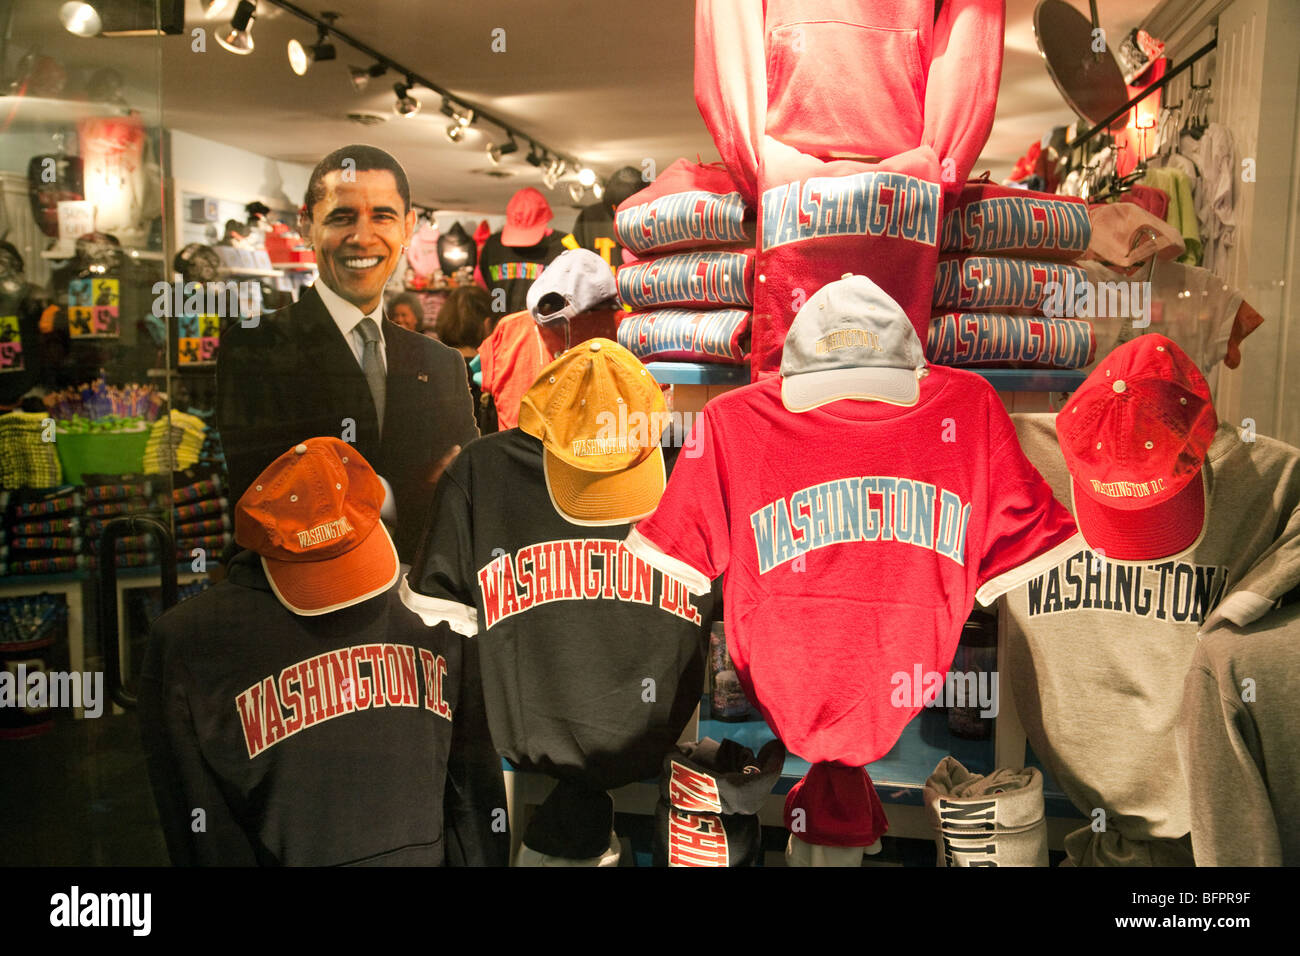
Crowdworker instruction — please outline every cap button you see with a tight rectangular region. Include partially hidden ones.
[294,443,308,454]
[589,340,601,352]
[1113,379,1126,393]
[841,273,853,279]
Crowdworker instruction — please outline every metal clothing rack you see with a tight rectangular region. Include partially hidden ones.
[1069,34,1218,153]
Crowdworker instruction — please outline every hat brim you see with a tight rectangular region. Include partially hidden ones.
[261,519,400,616]
[781,368,920,413]
[1069,466,1207,562]
[542,445,666,526]
[501,223,548,247]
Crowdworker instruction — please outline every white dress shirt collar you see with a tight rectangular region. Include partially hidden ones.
[313,279,387,366]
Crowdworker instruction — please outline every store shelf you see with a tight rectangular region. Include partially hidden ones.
[645,363,1087,392]
[977,369,1087,391]
[646,362,749,386]
[218,267,282,278]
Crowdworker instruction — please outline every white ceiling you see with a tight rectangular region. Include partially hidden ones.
[10,0,1163,213]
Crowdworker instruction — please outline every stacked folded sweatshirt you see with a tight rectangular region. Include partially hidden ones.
[615,160,755,366]
[144,410,207,474]
[2,486,84,575]
[172,474,231,564]
[82,477,166,569]
[927,181,1096,370]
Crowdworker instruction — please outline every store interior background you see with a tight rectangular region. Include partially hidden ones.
[2,0,1298,865]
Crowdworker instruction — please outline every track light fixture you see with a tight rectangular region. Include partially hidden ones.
[393,79,420,117]
[577,167,596,187]
[59,2,102,36]
[526,143,545,167]
[446,124,465,143]
[203,0,233,20]
[288,15,337,76]
[216,0,257,55]
[349,62,387,92]
[486,136,519,165]
[568,183,585,203]
[592,181,605,201]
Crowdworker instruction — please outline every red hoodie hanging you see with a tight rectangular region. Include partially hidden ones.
[694,0,1006,376]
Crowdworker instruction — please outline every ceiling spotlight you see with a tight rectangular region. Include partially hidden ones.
[577,167,596,187]
[486,137,519,165]
[60,2,102,37]
[349,63,386,92]
[202,0,232,20]
[216,0,257,55]
[440,98,475,127]
[568,183,585,203]
[288,21,336,76]
[393,80,420,117]
[526,144,545,167]
[446,123,465,143]
[549,159,568,179]
[592,181,604,201]
[542,166,559,190]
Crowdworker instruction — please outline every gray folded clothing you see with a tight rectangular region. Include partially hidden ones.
[923,756,1048,867]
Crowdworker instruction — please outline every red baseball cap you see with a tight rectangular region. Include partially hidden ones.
[501,187,552,247]
[235,438,399,616]
[1056,334,1218,561]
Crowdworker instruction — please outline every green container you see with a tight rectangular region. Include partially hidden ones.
[54,425,149,483]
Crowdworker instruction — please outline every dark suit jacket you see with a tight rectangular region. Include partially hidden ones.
[217,284,478,561]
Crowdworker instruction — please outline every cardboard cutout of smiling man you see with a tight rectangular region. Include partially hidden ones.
[218,145,479,562]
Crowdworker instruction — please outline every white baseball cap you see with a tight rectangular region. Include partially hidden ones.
[780,273,927,412]
[527,248,618,325]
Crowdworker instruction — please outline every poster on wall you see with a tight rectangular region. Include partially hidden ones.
[68,278,120,338]
[177,312,219,365]
[0,315,24,371]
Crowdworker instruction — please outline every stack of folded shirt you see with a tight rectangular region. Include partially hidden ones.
[0,412,63,489]
[144,410,207,474]
[172,474,231,563]
[927,181,1096,370]
[2,487,84,575]
[614,160,755,366]
[81,477,165,569]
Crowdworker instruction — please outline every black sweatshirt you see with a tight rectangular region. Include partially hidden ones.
[138,549,509,866]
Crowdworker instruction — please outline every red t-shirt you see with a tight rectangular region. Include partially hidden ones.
[627,368,1077,766]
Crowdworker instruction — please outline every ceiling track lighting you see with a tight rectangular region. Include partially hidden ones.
[289,12,338,76]
[592,181,605,201]
[568,183,586,203]
[203,0,233,20]
[486,136,519,165]
[393,78,421,117]
[216,0,257,55]
[349,62,387,92]
[236,4,585,184]
[60,2,102,36]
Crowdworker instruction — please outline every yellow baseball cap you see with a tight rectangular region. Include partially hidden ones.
[518,338,667,525]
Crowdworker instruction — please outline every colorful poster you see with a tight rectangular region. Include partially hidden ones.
[0,315,23,371]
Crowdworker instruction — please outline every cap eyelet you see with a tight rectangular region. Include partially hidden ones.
[1179,397,1187,405]
[290,494,298,502]
[341,456,348,463]
[1156,346,1165,351]
[1144,441,1154,449]
[548,376,556,383]
[336,483,342,490]
[1096,442,1102,449]
[255,484,262,491]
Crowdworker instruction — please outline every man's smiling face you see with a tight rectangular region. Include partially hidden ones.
[307,169,415,314]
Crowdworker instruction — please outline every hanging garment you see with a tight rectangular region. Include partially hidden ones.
[694,0,1005,374]
[1140,167,1200,265]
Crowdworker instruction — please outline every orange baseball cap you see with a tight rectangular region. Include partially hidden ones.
[234,438,399,616]
[518,338,667,525]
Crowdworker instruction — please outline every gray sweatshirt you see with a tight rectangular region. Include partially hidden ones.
[1178,600,1300,866]
[1002,414,1300,865]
